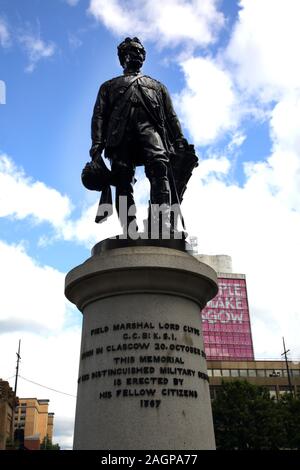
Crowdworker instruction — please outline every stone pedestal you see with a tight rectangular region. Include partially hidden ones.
[65,242,218,450]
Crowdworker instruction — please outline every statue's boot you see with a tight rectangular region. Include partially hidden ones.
[149,177,174,239]
[116,183,139,239]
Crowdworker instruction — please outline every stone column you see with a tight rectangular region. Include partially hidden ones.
[65,244,218,450]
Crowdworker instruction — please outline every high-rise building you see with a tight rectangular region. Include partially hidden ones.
[0,379,17,449]
[14,398,54,447]
[196,255,254,361]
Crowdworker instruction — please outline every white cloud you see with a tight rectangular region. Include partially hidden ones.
[60,199,121,247]
[0,154,72,227]
[0,17,10,47]
[59,183,149,247]
[0,19,55,71]
[227,0,300,101]
[88,0,224,48]
[226,132,246,152]
[0,153,123,247]
[0,236,80,449]
[68,33,83,50]
[0,240,67,332]
[271,93,300,154]
[0,79,5,105]
[175,56,238,145]
[0,329,80,449]
[18,32,55,72]
[244,92,300,212]
[196,156,230,180]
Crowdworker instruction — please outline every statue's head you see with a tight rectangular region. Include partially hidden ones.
[117,37,146,72]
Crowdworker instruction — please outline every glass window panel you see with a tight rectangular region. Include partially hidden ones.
[239,369,248,377]
[230,369,239,377]
[213,369,222,377]
[267,369,282,377]
[257,370,266,377]
[291,370,300,377]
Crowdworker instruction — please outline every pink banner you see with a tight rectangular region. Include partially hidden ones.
[201,278,254,360]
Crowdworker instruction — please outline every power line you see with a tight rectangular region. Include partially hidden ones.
[18,375,76,398]
[4,375,16,381]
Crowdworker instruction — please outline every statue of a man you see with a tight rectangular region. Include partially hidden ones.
[89,37,191,237]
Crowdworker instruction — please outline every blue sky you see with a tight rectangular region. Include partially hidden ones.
[1,0,300,449]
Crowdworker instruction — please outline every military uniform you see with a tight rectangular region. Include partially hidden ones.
[91,72,184,233]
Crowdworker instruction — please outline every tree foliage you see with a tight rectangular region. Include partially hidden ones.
[40,436,60,450]
[212,380,300,450]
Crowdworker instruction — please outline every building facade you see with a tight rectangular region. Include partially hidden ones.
[0,379,17,450]
[197,255,254,361]
[207,360,300,400]
[14,398,54,445]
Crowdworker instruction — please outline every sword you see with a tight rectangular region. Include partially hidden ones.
[168,158,187,234]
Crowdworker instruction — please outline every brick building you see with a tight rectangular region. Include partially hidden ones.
[0,379,17,449]
[14,398,54,448]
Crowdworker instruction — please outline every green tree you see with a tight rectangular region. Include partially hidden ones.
[40,436,60,450]
[278,393,300,449]
[212,380,287,449]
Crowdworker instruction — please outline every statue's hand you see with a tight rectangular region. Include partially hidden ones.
[89,144,103,160]
[174,138,188,151]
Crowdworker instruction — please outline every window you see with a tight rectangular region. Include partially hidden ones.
[257,370,266,377]
[222,369,230,377]
[266,369,282,377]
[239,369,248,377]
[248,369,256,377]
[291,369,300,377]
[230,369,239,377]
[213,369,222,377]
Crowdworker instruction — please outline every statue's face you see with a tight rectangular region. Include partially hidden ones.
[122,44,145,71]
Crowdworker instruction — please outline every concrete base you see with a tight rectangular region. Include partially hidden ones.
[65,242,218,450]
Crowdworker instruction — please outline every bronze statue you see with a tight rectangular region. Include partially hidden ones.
[82,37,198,238]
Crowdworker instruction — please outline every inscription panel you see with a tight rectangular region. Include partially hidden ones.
[78,317,208,410]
